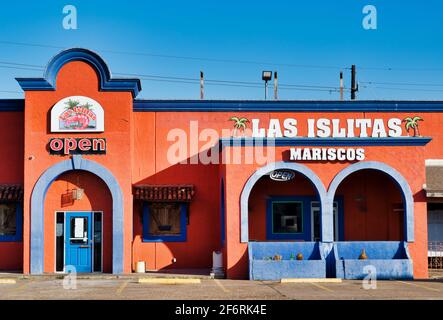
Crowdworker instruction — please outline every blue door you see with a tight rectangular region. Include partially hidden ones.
[65,212,93,273]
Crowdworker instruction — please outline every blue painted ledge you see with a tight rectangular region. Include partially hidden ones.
[0,99,24,112]
[248,242,326,280]
[219,137,431,147]
[333,241,413,280]
[133,100,443,112]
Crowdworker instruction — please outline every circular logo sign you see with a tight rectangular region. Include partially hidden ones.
[269,170,295,181]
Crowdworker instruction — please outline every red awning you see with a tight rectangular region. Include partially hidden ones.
[0,185,23,201]
[133,185,195,202]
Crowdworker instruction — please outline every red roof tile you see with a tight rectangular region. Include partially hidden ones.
[0,185,23,201]
[133,185,195,202]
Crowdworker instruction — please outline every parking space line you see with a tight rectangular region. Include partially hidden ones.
[397,281,440,292]
[310,282,334,292]
[214,279,230,293]
[116,280,130,295]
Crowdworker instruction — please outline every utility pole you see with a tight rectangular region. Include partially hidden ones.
[351,65,358,100]
[339,71,344,101]
[200,71,204,100]
[274,71,278,100]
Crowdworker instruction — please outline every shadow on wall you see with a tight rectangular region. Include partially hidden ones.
[132,149,221,272]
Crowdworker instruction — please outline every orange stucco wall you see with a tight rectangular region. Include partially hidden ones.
[0,112,24,270]
[22,61,134,273]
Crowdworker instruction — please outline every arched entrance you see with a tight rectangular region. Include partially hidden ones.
[240,162,331,243]
[30,155,123,274]
[327,161,414,242]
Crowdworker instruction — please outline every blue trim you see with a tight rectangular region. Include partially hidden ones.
[219,137,431,147]
[0,99,24,112]
[30,155,124,274]
[133,99,443,112]
[240,162,330,243]
[16,48,141,98]
[220,179,226,246]
[266,196,313,241]
[142,202,187,242]
[0,202,23,242]
[327,161,415,242]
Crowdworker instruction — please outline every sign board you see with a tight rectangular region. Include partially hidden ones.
[49,138,106,155]
[51,96,104,132]
[270,170,295,181]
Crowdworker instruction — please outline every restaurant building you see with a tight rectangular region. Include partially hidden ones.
[0,48,442,279]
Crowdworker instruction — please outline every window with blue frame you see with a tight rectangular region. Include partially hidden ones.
[272,201,303,234]
[266,196,312,241]
[143,202,187,242]
[0,202,22,242]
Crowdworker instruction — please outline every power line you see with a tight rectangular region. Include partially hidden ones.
[360,85,443,93]
[361,80,443,87]
[0,60,347,93]
[0,40,345,70]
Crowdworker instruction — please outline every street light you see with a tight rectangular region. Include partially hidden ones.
[262,71,272,100]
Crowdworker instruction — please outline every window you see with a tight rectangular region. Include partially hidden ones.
[311,201,341,241]
[0,202,22,241]
[266,196,312,240]
[143,202,187,242]
[272,201,303,234]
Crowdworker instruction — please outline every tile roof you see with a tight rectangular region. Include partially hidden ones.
[0,185,23,201]
[134,185,195,202]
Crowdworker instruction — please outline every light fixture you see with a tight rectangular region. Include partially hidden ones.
[262,71,273,100]
[262,71,272,81]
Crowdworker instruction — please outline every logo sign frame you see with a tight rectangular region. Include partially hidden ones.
[49,138,106,155]
[269,170,295,182]
[51,96,104,132]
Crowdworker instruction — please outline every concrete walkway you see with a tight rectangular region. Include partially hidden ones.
[0,277,441,300]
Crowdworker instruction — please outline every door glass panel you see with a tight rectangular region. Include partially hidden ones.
[70,217,88,244]
[93,212,102,272]
[312,201,339,241]
[56,212,64,272]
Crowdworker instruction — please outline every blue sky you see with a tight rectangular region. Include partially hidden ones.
[0,0,442,100]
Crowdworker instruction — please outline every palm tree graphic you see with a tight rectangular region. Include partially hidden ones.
[403,116,423,137]
[229,116,249,137]
[64,99,80,110]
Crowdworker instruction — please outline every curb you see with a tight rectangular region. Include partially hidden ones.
[281,278,343,283]
[138,278,201,284]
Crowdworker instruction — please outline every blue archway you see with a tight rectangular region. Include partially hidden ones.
[327,161,414,242]
[30,155,124,274]
[240,161,333,243]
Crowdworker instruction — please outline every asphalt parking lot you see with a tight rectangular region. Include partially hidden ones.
[0,277,442,300]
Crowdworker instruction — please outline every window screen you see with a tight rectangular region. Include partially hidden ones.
[56,212,64,272]
[148,203,181,236]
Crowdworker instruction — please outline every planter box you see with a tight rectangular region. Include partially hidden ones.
[248,242,326,280]
[334,241,413,280]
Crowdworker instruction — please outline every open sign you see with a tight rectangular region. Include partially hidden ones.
[269,170,295,181]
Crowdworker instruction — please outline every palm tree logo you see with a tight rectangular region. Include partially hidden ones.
[64,99,80,110]
[403,116,423,137]
[229,116,249,137]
